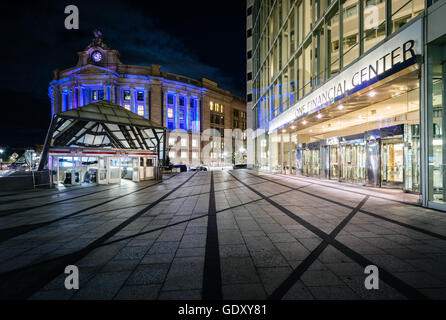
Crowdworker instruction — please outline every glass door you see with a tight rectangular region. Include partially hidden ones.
[404,124,420,192]
[381,137,404,188]
[98,157,108,184]
[340,142,366,184]
[303,149,310,176]
[330,145,339,180]
[311,149,320,176]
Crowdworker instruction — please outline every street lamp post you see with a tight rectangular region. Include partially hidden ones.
[0,149,3,171]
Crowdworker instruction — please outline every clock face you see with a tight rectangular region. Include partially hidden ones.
[91,50,103,63]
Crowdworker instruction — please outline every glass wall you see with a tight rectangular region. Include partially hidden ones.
[391,0,424,33]
[251,0,425,171]
[363,0,386,53]
[427,43,446,204]
[251,0,425,134]
[342,0,360,67]
[327,7,340,77]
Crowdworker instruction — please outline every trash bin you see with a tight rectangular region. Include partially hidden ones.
[154,166,163,181]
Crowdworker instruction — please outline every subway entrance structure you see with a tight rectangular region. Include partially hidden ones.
[39,100,166,186]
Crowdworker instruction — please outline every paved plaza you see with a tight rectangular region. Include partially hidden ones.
[0,169,446,300]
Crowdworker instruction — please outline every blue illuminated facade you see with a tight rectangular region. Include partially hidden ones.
[49,32,246,167]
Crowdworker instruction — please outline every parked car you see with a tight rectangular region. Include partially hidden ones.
[189,165,208,172]
[233,164,247,169]
[172,164,188,172]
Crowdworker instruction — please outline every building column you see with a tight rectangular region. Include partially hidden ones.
[280,132,284,174]
[76,86,80,108]
[130,87,135,113]
[186,95,190,131]
[110,85,114,103]
[289,132,292,175]
[176,94,180,129]
[145,87,149,119]
[268,134,272,172]
[70,89,73,110]
[79,87,84,107]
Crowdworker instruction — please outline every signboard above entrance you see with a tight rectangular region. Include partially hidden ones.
[268,18,423,134]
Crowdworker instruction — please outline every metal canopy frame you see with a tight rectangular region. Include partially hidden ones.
[39,101,166,170]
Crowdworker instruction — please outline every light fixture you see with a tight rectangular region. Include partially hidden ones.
[302,120,307,125]
[368,91,376,97]
[309,129,313,133]
[337,104,344,110]
[316,113,322,119]
[386,106,391,110]
[282,129,286,133]
[291,125,296,130]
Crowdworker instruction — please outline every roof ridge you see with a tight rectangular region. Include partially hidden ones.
[57,100,164,129]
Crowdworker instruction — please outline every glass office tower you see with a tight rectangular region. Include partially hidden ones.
[246,0,446,210]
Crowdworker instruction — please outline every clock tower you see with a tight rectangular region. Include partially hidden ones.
[75,29,122,71]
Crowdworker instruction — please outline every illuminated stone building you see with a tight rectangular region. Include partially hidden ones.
[49,32,246,167]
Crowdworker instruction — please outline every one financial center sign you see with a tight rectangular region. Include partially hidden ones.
[268,18,423,134]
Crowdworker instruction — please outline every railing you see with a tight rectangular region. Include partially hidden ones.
[0,169,52,191]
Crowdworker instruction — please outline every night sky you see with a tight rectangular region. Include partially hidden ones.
[0,0,246,148]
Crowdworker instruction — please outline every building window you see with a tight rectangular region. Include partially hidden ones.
[221,105,224,113]
[210,101,214,111]
[167,107,174,119]
[124,104,131,111]
[167,93,176,130]
[167,94,174,105]
[342,0,359,68]
[391,0,424,33]
[137,105,145,116]
[190,98,199,132]
[169,151,176,159]
[328,9,340,76]
[181,151,188,158]
[192,139,198,147]
[179,105,186,130]
[168,137,175,146]
[179,96,185,106]
[192,152,198,159]
[62,92,69,111]
[137,91,144,101]
[92,89,104,101]
[123,90,131,101]
[181,138,188,147]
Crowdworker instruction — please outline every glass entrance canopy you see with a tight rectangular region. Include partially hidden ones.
[39,100,166,171]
